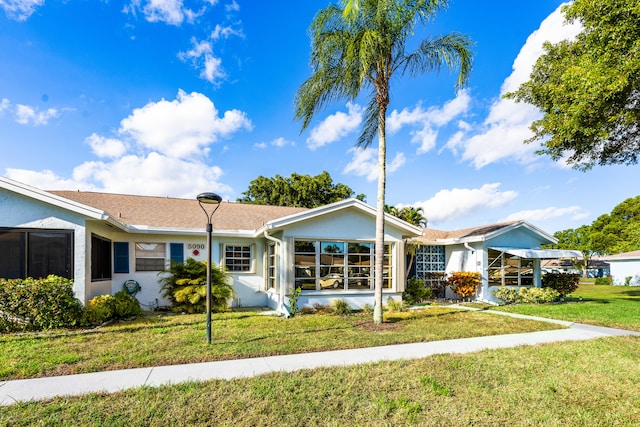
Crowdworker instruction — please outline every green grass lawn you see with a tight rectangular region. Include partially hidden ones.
[0,307,558,381]
[494,284,640,331]
[2,335,638,426]
[2,285,639,425]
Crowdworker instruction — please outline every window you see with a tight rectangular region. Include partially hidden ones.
[91,234,111,281]
[488,249,534,287]
[267,243,276,289]
[135,243,166,271]
[113,242,129,273]
[0,228,73,280]
[224,244,253,272]
[294,239,393,291]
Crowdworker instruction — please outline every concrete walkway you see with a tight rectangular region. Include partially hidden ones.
[1,311,639,406]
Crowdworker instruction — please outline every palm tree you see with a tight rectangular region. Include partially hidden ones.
[398,206,427,228]
[295,0,473,324]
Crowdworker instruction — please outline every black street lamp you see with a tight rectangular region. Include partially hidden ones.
[197,192,223,344]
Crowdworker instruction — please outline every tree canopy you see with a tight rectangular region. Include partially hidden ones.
[549,195,640,256]
[237,171,365,208]
[506,0,640,170]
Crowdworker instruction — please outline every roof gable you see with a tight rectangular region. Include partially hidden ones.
[414,220,556,245]
[262,198,423,237]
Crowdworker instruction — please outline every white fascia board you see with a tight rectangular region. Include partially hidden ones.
[1,176,108,220]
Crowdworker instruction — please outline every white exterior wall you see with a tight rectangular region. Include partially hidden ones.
[609,259,640,286]
[0,189,90,303]
[106,233,269,309]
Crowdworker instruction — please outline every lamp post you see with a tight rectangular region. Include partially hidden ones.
[197,192,222,344]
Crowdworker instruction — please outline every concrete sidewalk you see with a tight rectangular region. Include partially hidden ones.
[1,313,639,406]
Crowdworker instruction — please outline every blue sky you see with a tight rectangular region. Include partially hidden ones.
[1,0,638,233]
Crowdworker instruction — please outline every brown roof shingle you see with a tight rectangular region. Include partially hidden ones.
[51,191,307,231]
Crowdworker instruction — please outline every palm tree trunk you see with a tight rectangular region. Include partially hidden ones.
[373,103,387,325]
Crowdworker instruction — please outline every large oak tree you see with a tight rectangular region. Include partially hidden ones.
[507,0,640,170]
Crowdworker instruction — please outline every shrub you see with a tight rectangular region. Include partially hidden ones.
[493,286,560,305]
[0,275,84,332]
[595,276,612,286]
[160,258,233,314]
[542,272,579,297]
[425,272,448,298]
[331,298,351,315]
[448,272,481,301]
[386,297,405,312]
[403,277,433,305]
[288,286,302,317]
[84,290,142,326]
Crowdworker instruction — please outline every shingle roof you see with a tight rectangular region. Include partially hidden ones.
[606,250,640,260]
[50,191,307,231]
[413,221,520,243]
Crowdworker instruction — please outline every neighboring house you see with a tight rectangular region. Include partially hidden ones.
[1,176,582,310]
[605,250,640,286]
[0,176,421,314]
[409,222,582,303]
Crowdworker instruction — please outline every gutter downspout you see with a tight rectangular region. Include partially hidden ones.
[264,230,290,317]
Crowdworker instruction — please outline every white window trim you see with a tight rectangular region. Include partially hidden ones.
[221,243,256,274]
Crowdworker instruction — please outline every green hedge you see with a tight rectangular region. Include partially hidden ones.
[0,275,84,332]
[492,286,560,305]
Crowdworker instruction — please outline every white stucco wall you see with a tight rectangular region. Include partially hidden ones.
[1,189,90,303]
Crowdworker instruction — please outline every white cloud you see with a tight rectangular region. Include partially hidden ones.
[0,98,10,114]
[0,0,44,21]
[4,91,249,199]
[211,23,244,40]
[7,153,233,199]
[387,90,471,154]
[85,133,127,158]
[343,147,405,182]
[118,90,251,158]
[307,102,363,150]
[448,4,582,169]
[124,0,195,26]
[178,38,226,84]
[14,104,59,126]
[225,0,239,12]
[254,137,294,149]
[500,205,589,223]
[411,183,518,226]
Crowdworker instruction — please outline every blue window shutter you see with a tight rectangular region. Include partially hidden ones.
[170,243,184,265]
[113,242,129,273]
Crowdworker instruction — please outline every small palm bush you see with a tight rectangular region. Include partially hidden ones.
[160,258,234,313]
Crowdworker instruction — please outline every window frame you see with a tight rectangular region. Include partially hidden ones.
[222,243,255,273]
[488,249,535,287]
[294,239,393,291]
[0,228,73,280]
[135,242,167,272]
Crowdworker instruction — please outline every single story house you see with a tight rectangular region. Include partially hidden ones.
[408,222,582,303]
[604,250,640,286]
[0,176,581,311]
[0,176,421,314]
